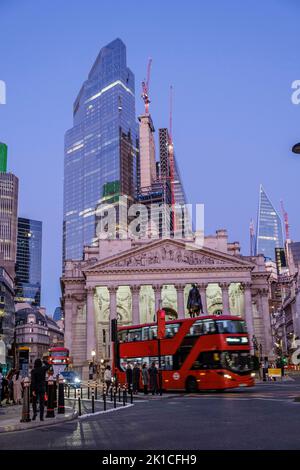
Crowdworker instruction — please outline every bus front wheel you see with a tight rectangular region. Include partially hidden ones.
[186,377,198,393]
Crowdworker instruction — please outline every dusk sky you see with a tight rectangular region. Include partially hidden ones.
[0,0,299,314]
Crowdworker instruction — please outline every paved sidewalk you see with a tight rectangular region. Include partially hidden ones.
[0,404,77,433]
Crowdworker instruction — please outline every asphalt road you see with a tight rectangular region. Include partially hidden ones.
[1,381,300,450]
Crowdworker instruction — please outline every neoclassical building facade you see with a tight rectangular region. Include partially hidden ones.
[61,230,273,377]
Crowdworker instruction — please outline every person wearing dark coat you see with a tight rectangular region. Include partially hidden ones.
[132,364,141,394]
[126,363,133,391]
[31,358,50,421]
[187,284,203,317]
[149,362,159,395]
[141,363,149,395]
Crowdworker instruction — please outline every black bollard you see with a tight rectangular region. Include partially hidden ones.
[80,386,83,399]
[78,397,82,416]
[67,385,70,398]
[92,388,95,413]
[103,385,107,411]
[113,387,117,408]
[123,386,126,406]
[130,386,133,404]
[53,379,57,408]
[95,382,98,400]
[87,381,90,399]
[20,377,31,422]
[118,385,121,402]
[46,375,55,418]
[110,385,113,402]
[57,375,65,414]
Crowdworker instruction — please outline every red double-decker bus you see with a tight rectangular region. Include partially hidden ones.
[115,315,255,392]
[47,347,70,374]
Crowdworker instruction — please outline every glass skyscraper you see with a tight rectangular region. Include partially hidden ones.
[63,38,138,261]
[256,185,284,261]
[15,218,42,306]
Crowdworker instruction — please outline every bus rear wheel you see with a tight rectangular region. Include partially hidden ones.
[186,377,198,393]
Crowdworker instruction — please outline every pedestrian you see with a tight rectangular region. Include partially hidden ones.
[141,363,149,395]
[149,362,158,395]
[262,356,269,382]
[126,363,133,392]
[31,358,50,421]
[132,363,141,394]
[6,369,14,404]
[12,370,23,404]
[104,365,112,392]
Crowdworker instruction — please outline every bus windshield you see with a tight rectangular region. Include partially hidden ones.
[221,351,252,373]
[216,320,247,334]
[50,351,68,357]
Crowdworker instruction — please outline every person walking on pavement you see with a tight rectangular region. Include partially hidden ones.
[31,358,50,421]
[187,284,203,318]
[149,362,159,395]
[141,363,149,395]
[12,370,23,404]
[132,363,141,394]
[262,356,269,382]
[126,363,133,392]
[104,365,112,392]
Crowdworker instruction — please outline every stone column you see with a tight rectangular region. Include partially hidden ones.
[86,286,96,361]
[260,288,273,358]
[108,286,118,320]
[199,283,208,314]
[131,285,141,325]
[175,284,185,319]
[153,284,162,313]
[242,282,255,354]
[220,282,230,314]
[64,294,73,352]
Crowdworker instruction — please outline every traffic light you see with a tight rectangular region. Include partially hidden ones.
[111,318,118,342]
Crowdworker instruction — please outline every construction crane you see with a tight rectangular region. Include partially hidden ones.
[280,200,290,240]
[249,219,255,256]
[141,58,152,114]
[168,85,176,231]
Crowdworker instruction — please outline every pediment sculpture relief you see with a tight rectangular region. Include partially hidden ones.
[108,246,228,269]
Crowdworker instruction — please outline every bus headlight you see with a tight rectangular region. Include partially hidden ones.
[251,373,256,377]
[224,374,232,379]
[74,377,80,383]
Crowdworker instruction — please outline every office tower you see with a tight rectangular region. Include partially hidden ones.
[15,218,42,306]
[0,144,19,277]
[256,185,284,261]
[63,38,138,261]
[139,114,156,188]
[0,142,8,172]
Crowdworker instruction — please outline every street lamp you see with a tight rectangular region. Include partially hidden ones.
[292,142,300,154]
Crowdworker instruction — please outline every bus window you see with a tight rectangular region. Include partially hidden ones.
[165,323,181,338]
[192,351,222,370]
[161,355,173,370]
[216,320,247,334]
[150,326,157,340]
[188,320,204,336]
[142,327,150,341]
[203,320,217,334]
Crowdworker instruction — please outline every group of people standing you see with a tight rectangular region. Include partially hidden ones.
[0,358,51,422]
[125,362,160,395]
[0,367,23,406]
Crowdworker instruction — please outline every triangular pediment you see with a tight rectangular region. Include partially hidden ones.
[83,239,254,273]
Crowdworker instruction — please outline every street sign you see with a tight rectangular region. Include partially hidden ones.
[268,368,282,378]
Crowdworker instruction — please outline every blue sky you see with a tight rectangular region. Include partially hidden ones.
[0,0,299,314]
